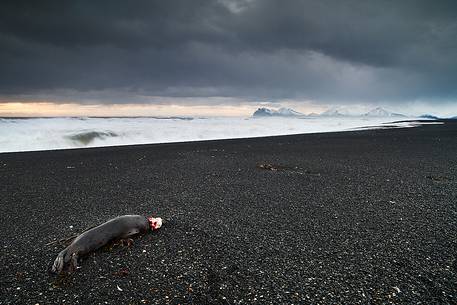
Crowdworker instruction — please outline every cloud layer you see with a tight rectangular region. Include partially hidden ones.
[1,0,456,104]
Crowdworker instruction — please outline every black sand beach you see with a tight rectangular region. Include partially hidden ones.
[1,121,456,304]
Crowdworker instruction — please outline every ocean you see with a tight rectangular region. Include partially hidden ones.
[0,116,417,153]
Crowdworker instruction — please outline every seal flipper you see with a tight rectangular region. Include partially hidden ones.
[52,249,69,274]
[68,253,79,272]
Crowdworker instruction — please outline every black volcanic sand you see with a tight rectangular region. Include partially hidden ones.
[1,121,456,305]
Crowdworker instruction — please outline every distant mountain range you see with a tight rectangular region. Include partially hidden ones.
[363,107,406,117]
[251,106,457,119]
[252,107,304,117]
[418,114,440,120]
[418,114,457,120]
[253,106,407,118]
[319,108,346,117]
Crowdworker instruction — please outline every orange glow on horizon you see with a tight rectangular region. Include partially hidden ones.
[0,102,257,117]
[0,100,322,117]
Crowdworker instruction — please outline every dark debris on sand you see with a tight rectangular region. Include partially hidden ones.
[0,121,456,304]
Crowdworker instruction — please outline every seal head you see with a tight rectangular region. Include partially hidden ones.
[147,216,162,230]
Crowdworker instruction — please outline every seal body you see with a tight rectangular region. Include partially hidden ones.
[52,215,151,273]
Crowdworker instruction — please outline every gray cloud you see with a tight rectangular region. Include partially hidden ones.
[1,0,456,104]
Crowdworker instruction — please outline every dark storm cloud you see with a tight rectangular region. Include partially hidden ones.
[1,0,456,103]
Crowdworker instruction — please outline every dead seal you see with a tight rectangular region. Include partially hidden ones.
[51,214,162,274]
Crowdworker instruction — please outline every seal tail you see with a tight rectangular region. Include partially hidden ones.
[51,249,67,274]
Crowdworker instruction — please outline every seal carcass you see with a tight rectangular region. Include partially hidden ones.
[51,215,162,273]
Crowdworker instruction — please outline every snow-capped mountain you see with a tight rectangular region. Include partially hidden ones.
[253,106,409,118]
[252,108,275,117]
[307,112,320,117]
[277,107,304,116]
[319,108,346,117]
[252,107,304,117]
[363,107,405,117]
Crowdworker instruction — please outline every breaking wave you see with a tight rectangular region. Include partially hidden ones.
[65,131,119,145]
[0,116,419,153]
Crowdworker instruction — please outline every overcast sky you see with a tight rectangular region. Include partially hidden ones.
[1,0,456,114]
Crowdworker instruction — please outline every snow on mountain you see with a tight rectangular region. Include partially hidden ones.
[319,108,346,117]
[307,112,320,117]
[252,107,304,117]
[252,107,275,117]
[363,107,405,117]
[253,106,410,118]
[277,107,304,116]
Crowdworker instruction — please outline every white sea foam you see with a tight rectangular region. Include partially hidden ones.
[0,116,423,153]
